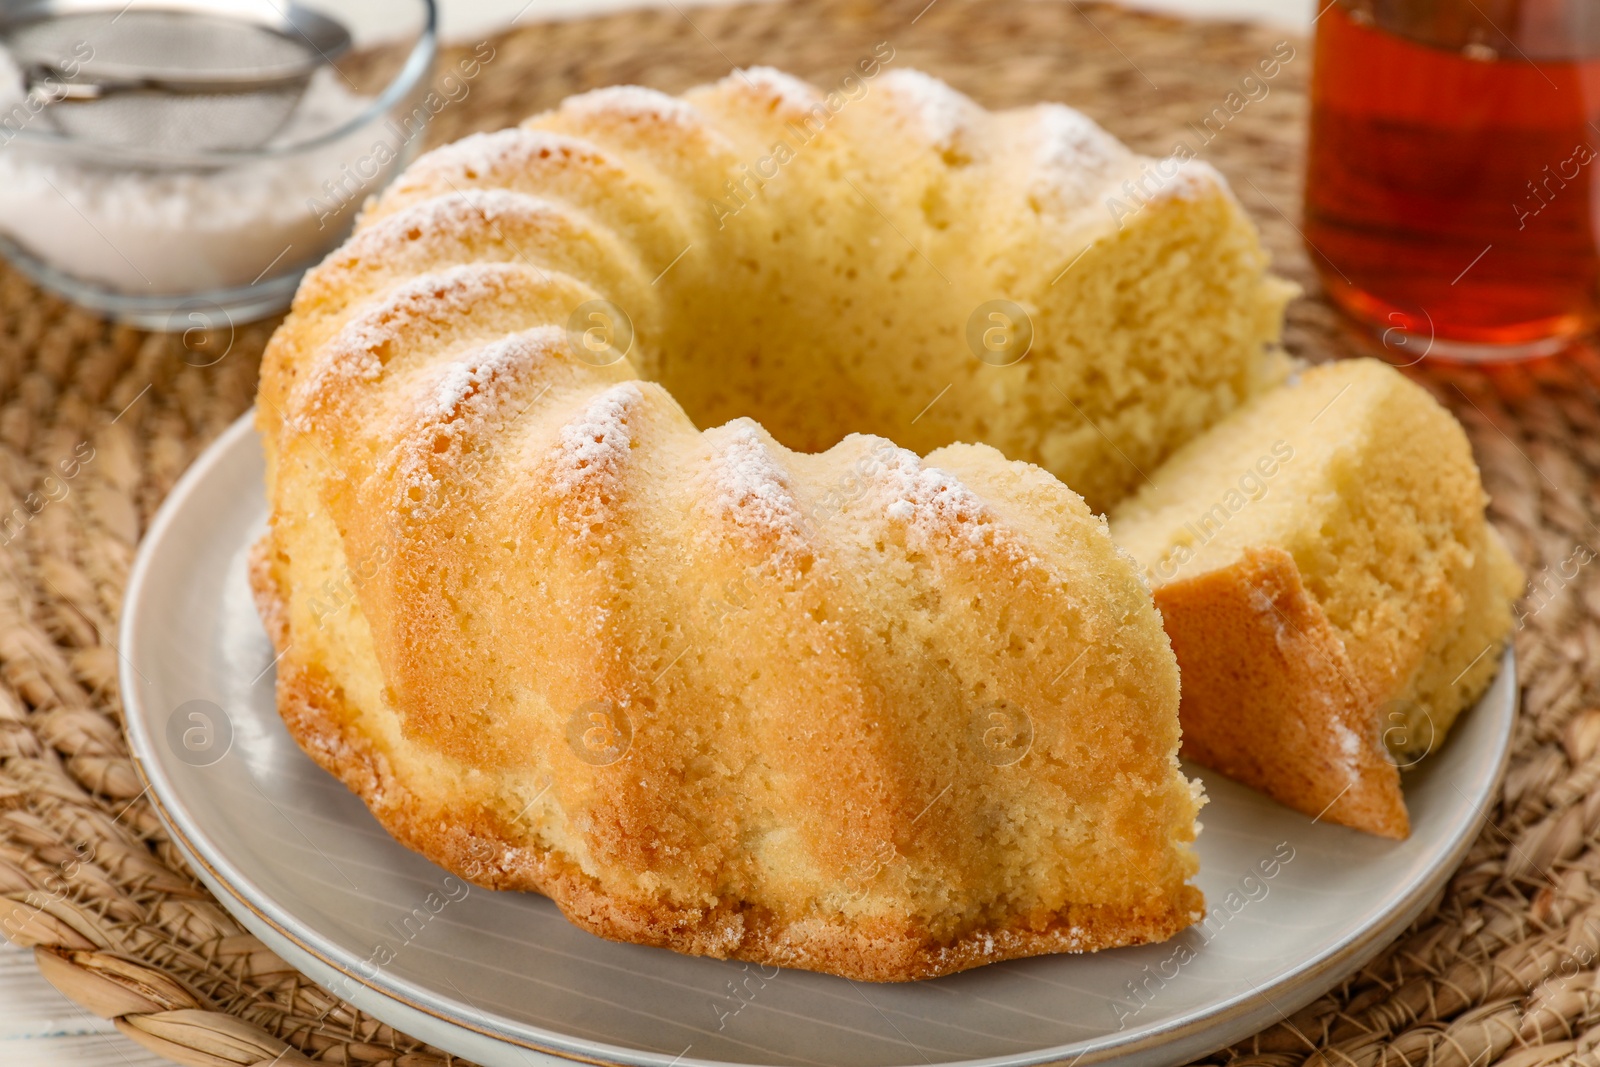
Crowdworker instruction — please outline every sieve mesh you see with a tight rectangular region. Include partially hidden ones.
[4,7,345,153]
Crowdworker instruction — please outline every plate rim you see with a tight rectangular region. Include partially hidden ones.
[120,409,1519,1067]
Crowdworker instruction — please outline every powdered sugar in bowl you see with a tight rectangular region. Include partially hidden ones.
[0,0,437,328]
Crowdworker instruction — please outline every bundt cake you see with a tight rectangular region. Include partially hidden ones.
[244,66,1307,980]
[1110,359,1522,839]
[320,64,1295,513]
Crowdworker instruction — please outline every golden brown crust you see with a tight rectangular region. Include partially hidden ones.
[1154,546,1410,840]
[250,70,1232,982]
[249,535,1201,981]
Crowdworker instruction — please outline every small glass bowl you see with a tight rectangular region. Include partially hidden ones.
[0,0,437,329]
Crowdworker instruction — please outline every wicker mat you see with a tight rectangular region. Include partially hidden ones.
[2,0,1597,1064]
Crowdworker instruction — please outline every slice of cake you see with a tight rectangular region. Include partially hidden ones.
[1110,358,1522,838]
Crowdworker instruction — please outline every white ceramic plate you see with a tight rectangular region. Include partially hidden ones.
[121,412,1517,1067]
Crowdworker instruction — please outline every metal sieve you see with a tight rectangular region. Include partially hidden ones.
[1,0,352,153]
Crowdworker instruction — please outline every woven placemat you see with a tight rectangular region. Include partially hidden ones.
[2,1,1597,1065]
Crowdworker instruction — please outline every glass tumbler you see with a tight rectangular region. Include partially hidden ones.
[1304,0,1600,361]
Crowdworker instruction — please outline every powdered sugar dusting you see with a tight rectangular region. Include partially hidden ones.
[879,69,978,151]
[407,127,522,180]
[1032,103,1130,205]
[551,382,646,539]
[290,263,530,433]
[1247,585,1292,648]
[1152,157,1227,204]
[397,128,605,194]
[423,325,563,424]
[562,85,701,125]
[392,326,565,516]
[428,362,476,420]
[865,442,1009,561]
[734,66,821,111]
[1332,720,1367,782]
[702,419,807,556]
[349,188,580,263]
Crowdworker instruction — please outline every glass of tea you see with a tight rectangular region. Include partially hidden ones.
[1304,0,1599,362]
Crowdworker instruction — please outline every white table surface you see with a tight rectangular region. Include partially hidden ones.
[0,0,1312,1063]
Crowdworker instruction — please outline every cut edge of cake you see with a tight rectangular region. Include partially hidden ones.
[1110,358,1522,838]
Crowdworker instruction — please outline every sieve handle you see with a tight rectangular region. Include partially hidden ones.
[23,61,318,103]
